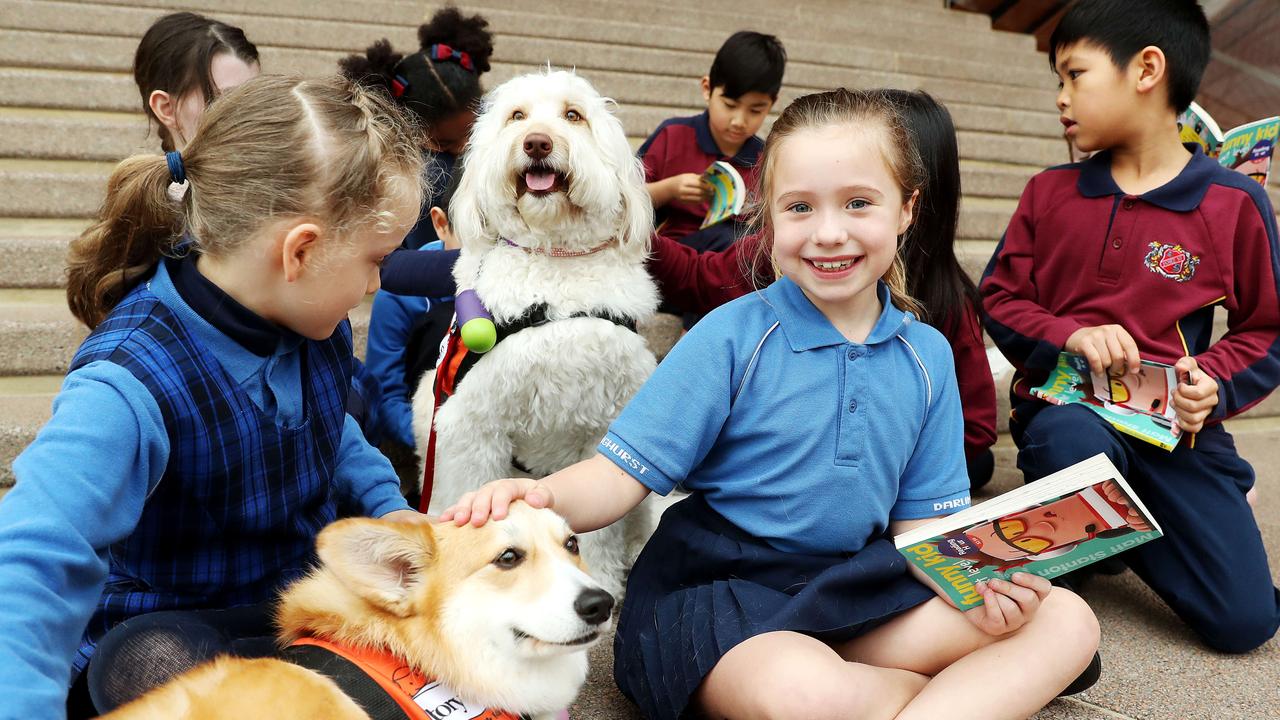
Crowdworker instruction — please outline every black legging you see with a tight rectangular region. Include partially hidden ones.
[82,603,278,715]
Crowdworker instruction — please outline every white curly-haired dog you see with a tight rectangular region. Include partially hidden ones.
[412,69,659,598]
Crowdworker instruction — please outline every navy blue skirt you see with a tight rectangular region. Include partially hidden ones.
[613,494,934,720]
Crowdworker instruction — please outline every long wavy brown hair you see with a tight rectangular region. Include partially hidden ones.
[66,74,426,329]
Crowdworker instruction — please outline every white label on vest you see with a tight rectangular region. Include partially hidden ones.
[412,680,486,719]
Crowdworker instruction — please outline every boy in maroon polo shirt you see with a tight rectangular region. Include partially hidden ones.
[638,31,785,253]
[983,0,1280,653]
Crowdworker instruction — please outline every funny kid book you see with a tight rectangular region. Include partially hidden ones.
[1030,352,1182,451]
[1177,101,1279,186]
[699,160,746,228]
[895,454,1163,609]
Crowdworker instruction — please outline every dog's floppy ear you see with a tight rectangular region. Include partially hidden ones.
[316,518,437,617]
[594,98,653,252]
[449,154,489,250]
[617,154,655,252]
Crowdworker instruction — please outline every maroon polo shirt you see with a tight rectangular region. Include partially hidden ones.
[638,111,763,242]
[981,145,1280,423]
[648,232,998,460]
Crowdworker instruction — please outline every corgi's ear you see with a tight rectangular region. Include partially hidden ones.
[316,519,437,617]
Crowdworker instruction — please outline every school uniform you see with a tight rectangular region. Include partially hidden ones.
[600,277,971,719]
[981,145,1280,652]
[647,232,998,467]
[367,242,456,447]
[638,111,762,251]
[0,256,409,718]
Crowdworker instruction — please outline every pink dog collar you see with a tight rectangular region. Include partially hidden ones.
[501,237,616,257]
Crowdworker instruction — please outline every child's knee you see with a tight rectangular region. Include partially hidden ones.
[1038,587,1101,657]
[1195,604,1280,654]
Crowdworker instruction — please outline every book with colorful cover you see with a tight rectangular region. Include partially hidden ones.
[1177,101,1279,186]
[1030,352,1182,451]
[699,160,746,229]
[894,454,1162,609]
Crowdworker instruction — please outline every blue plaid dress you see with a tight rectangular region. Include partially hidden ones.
[67,278,351,673]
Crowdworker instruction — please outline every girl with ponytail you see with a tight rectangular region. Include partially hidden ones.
[0,75,428,718]
[340,6,494,250]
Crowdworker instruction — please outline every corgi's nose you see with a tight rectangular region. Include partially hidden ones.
[523,132,553,160]
[574,588,615,625]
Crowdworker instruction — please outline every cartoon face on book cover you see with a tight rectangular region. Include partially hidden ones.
[1039,354,1180,435]
[902,481,1163,607]
[1223,137,1272,187]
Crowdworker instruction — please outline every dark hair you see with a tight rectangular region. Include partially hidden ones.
[889,90,981,332]
[1049,0,1210,112]
[133,12,259,152]
[436,164,466,218]
[708,31,786,100]
[339,7,494,130]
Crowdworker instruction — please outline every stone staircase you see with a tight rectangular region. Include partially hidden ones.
[0,1,1276,717]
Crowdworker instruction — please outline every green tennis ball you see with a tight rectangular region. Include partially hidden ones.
[461,318,497,353]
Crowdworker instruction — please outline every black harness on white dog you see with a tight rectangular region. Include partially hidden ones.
[420,301,639,509]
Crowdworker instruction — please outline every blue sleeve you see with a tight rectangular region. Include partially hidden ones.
[892,335,972,519]
[331,413,410,518]
[366,292,430,447]
[598,316,734,495]
[379,248,459,297]
[0,362,168,718]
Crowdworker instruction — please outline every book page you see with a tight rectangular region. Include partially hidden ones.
[1178,101,1225,156]
[1218,116,1279,187]
[700,161,745,228]
[895,455,1163,607]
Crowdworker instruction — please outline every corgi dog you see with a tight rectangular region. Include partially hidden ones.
[101,504,613,720]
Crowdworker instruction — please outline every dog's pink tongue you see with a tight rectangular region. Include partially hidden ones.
[525,170,557,191]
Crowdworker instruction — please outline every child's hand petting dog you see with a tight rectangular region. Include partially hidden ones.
[442,478,556,527]
[965,572,1052,636]
[1172,356,1218,433]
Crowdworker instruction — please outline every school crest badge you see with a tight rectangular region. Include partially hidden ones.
[1144,242,1199,282]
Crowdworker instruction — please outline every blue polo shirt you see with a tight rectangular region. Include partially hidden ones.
[599,277,971,554]
[638,111,763,243]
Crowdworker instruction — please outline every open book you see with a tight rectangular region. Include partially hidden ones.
[895,454,1162,608]
[699,160,746,228]
[1030,352,1182,451]
[1178,101,1278,186]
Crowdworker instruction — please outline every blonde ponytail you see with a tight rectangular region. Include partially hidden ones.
[65,74,425,330]
[66,156,182,328]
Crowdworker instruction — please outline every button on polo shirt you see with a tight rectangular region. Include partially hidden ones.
[600,278,971,554]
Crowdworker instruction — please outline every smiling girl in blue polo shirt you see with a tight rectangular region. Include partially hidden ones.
[444,89,1100,720]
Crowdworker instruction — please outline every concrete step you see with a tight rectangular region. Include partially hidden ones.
[57,0,992,36]
[0,106,156,161]
[2,0,1046,83]
[0,159,115,218]
[0,218,81,288]
[0,29,1057,120]
[0,288,373,376]
[0,7,1050,90]
[0,375,61,487]
[0,289,86,376]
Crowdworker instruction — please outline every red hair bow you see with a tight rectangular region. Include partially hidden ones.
[429,43,474,72]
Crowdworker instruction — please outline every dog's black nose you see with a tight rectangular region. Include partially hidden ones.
[523,132,553,160]
[574,588,615,625]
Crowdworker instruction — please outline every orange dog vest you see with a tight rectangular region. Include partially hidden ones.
[290,637,523,720]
